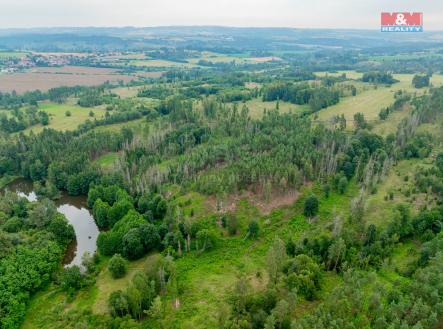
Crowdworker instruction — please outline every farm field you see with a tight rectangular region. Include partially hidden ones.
[29,66,123,75]
[0,68,136,94]
[22,102,107,133]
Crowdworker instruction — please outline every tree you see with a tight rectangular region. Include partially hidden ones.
[272,299,289,329]
[28,198,57,228]
[436,152,443,173]
[122,229,144,260]
[108,290,129,317]
[108,199,133,228]
[322,184,330,198]
[65,110,71,117]
[304,195,319,218]
[93,199,110,229]
[337,176,348,194]
[139,223,160,252]
[354,112,368,130]
[264,314,276,329]
[48,213,75,245]
[196,229,218,252]
[327,238,346,271]
[127,285,143,319]
[61,265,84,294]
[266,238,287,284]
[108,254,128,279]
[226,214,239,235]
[3,216,22,233]
[412,74,430,88]
[248,220,260,238]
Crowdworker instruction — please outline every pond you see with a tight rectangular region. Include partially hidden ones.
[2,178,99,267]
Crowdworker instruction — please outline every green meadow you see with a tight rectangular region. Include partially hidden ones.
[23,102,107,133]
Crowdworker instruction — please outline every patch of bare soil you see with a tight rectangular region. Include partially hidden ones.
[206,188,300,215]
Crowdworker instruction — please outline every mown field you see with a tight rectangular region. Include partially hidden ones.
[22,102,107,133]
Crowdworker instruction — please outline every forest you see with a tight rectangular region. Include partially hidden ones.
[0,26,443,329]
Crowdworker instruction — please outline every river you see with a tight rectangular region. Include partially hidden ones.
[1,178,99,267]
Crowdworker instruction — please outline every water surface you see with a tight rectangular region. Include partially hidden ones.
[2,178,99,266]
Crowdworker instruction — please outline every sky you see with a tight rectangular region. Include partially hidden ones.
[0,0,442,30]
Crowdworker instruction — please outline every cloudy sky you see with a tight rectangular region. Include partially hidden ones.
[1,0,442,30]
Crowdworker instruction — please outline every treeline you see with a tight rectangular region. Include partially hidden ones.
[262,82,340,112]
[0,194,75,328]
[412,73,431,88]
[0,106,49,133]
[362,71,398,84]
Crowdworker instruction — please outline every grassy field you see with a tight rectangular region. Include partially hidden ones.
[93,254,161,314]
[316,86,396,123]
[93,117,147,133]
[94,152,119,170]
[364,159,431,227]
[315,73,443,127]
[23,102,107,133]
[372,104,413,136]
[237,98,309,119]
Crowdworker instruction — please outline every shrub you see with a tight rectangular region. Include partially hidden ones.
[304,195,319,218]
[108,254,128,279]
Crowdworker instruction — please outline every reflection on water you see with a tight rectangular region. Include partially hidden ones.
[2,178,99,267]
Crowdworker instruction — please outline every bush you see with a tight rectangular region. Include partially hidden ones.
[248,220,260,238]
[337,177,348,194]
[3,216,22,233]
[108,254,128,279]
[226,214,239,236]
[304,195,319,218]
[61,265,84,294]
